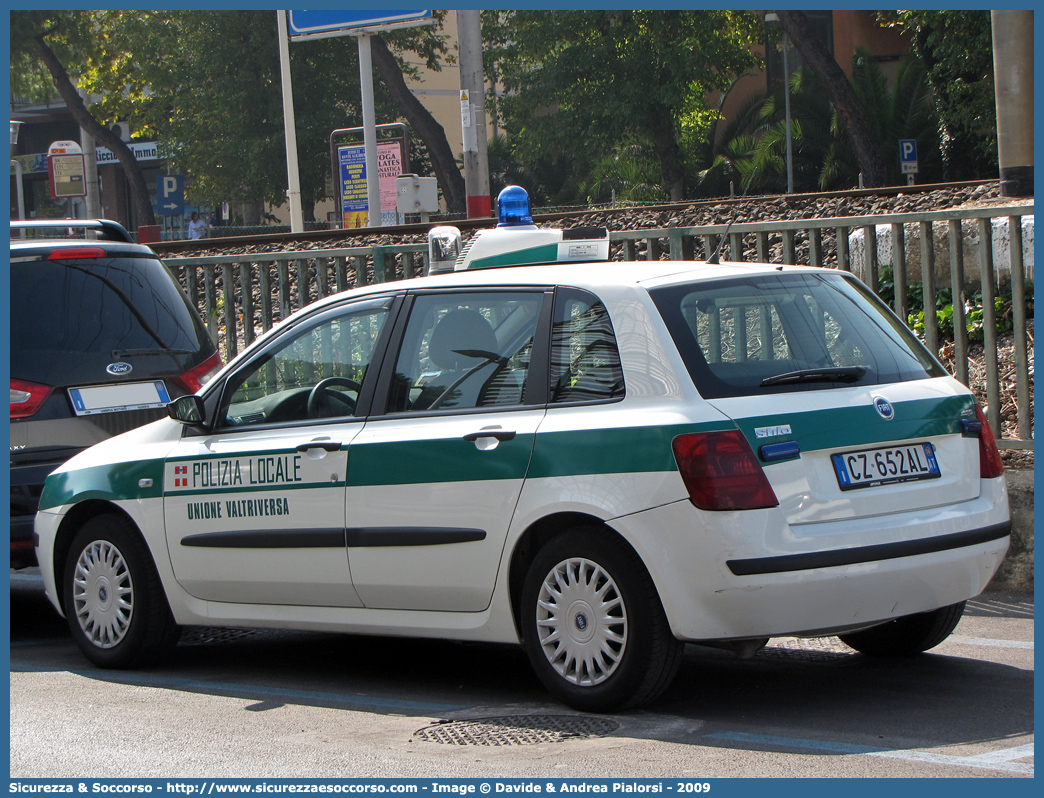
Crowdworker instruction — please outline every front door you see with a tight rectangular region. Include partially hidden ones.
[163,296,394,607]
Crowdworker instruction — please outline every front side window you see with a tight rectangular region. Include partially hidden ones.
[387,291,543,413]
[651,272,945,399]
[221,298,391,426]
[550,287,624,403]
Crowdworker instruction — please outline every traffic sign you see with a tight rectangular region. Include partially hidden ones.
[288,11,431,39]
[156,174,184,216]
[899,139,918,174]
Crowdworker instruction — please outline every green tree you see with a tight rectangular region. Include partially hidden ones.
[878,11,996,180]
[774,10,888,187]
[697,49,940,195]
[370,28,466,215]
[11,11,158,227]
[79,11,397,222]
[484,10,760,202]
[834,48,941,186]
[12,11,460,224]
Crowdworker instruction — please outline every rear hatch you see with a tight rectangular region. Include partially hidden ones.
[649,269,981,525]
[10,245,219,454]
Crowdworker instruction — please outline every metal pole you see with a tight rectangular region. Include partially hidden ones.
[782,31,794,195]
[11,160,24,220]
[276,10,305,233]
[79,92,102,219]
[357,33,383,227]
[457,9,491,217]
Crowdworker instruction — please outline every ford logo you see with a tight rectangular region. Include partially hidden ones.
[874,396,895,420]
[106,362,133,376]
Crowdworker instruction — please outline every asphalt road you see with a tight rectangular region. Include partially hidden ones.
[9,570,1034,780]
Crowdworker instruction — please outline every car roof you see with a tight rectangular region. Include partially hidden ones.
[299,258,827,314]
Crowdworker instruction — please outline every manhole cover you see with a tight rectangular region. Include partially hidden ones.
[179,627,262,646]
[760,636,856,662]
[414,715,620,746]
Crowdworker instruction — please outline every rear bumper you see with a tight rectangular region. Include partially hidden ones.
[11,459,66,569]
[618,476,1011,641]
[9,515,37,569]
[726,521,1010,576]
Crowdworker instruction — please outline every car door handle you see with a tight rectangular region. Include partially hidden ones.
[295,440,342,453]
[463,428,516,442]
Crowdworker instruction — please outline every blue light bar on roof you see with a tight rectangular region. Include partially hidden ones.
[497,185,534,227]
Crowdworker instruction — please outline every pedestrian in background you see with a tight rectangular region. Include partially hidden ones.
[187,212,208,240]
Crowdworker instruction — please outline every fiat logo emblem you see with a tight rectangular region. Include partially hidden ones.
[106,362,133,376]
[874,396,895,420]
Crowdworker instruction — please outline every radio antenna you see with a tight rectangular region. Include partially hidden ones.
[706,169,757,265]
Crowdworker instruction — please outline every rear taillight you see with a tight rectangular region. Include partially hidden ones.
[173,350,223,393]
[11,379,53,419]
[672,430,779,511]
[975,404,1005,479]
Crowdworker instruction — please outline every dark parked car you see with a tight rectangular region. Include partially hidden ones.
[10,219,221,568]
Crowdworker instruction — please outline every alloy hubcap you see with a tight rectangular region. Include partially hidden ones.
[72,540,133,649]
[536,557,628,687]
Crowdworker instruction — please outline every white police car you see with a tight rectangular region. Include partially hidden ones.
[35,188,1010,712]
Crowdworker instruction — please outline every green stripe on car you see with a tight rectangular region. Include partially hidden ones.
[39,459,164,511]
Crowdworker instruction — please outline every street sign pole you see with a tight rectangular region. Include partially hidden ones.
[288,11,432,229]
[277,10,305,234]
[357,34,382,228]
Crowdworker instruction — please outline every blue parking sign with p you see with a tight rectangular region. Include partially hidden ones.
[156,174,184,215]
[899,139,918,174]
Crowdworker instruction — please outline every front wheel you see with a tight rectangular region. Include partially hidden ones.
[520,528,682,712]
[63,514,180,668]
[839,601,966,657]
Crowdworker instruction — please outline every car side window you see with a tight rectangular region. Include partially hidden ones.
[221,299,391,427]
[386,291,543,413]
[550,287,625,403]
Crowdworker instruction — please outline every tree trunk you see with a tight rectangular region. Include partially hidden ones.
[648,114,686,202]
[370,34,467,215]
[33,34,157,228]
[776,10,888,188]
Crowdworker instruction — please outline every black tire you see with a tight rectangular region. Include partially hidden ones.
[839,601,966,658]
[62,514,180,668]
[520,528,682,712]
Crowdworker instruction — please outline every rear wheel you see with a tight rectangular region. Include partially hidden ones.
[839,601,966,657]
[63,514,180,668]
[520,528,682,712]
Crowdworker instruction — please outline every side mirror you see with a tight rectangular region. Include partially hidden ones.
[167,394,206,425]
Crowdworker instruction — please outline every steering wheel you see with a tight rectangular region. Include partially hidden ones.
[307,377,362,418]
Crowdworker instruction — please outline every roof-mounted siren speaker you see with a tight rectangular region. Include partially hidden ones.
[111,122,132,142]
[427,226,463,275]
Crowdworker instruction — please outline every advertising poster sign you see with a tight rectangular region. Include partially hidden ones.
[338,140,404,227]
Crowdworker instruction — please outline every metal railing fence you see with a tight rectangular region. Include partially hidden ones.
[163,204,1033,450]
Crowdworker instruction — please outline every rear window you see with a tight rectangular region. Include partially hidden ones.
[650,272,945,399]
[11,253,214,387]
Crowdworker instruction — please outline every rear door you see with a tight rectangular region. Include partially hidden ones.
[650,271,981,525]
[343,289,550,611]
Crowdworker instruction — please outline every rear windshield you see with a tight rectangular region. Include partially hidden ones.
[650,271,945,399]
[11,253,214,387]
